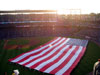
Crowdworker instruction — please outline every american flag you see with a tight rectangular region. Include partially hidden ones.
[9,37,88,75]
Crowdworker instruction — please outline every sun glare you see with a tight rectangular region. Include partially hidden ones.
[0,0,100,14]
[57,9,81,15]
[57,9,68,15]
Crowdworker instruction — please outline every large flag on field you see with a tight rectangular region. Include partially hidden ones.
[9,37,88,75]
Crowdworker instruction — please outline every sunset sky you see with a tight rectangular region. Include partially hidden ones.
[0,0,100,14]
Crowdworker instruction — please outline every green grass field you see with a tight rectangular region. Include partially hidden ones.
[0,37,100,75]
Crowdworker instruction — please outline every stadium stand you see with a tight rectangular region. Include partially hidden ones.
[0,10,100,45]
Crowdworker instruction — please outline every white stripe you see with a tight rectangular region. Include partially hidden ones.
[19,38,66,65]
[55,46,83,75]
[35,45,70,70]
[44,45,77,73]
[25,38,70,67]
[11,37,61,62]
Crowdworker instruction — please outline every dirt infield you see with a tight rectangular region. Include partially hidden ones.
[4,38,40,50]
[4,45,18,50]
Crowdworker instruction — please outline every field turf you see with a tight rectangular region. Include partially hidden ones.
[0,37,100,75]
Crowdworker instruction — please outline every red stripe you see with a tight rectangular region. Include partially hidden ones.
[9,37,87,75]
[39,45,72,72]
[63,47,86,75]
[8,37,59,62]
[23,38,67,66]
[15,37,62,63]
[49,46,79,74]
[30,43,67,69]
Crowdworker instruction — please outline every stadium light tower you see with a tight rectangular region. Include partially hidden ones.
[69,9,81,20]
[69,9,81,15]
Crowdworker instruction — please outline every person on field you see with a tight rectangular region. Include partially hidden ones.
[93,59,100,75]
[12,69,19,75]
